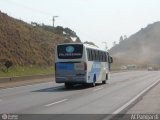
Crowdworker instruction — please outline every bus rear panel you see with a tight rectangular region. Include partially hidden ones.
[55,44,87,84]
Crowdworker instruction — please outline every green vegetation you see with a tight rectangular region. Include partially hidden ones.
[0,66,54,78]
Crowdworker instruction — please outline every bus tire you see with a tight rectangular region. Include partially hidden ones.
[102,74,108,84]
[102,80,106,84]
[91,75,96,87]
[65,82,72,89]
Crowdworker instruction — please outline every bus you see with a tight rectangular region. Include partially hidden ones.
[54,43,113,88]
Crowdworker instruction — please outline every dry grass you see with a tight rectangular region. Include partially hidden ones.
[0,11,72,67]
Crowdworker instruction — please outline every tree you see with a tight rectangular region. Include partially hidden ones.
[119,36,123,43]
[64,27,76,37]
[113,41,117,47]
[4,60,13,72]
[55,26,64,35]
[75,37,81,43]
[124,35,127,40]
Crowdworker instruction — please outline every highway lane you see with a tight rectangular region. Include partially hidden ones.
[0,71,160,116]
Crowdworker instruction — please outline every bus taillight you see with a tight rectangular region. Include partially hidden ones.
[84,62,87,70]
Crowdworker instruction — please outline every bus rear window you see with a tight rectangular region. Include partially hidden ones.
[57,44,83,59]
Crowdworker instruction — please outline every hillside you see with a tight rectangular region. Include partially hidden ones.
[0,11,81,67]
[109,21,160,66]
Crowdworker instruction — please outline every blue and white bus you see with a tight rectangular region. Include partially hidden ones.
[55,43,113,88]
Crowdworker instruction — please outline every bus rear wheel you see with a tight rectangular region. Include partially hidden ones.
[102,80,106,84]
[65,82,73,89]
[102,74,108,84]
[91,75,96,87]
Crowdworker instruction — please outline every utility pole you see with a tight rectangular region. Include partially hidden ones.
[102,41,108,51]
[53,16,59,27]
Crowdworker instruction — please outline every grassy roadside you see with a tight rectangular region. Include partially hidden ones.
[0,66,54,78]
[0,63,124,78]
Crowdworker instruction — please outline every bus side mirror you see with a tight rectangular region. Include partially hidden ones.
[109,57,113,63]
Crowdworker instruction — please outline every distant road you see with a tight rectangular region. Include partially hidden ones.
[0,71,160,120]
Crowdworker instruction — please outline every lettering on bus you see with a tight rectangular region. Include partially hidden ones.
[59,53,81,57]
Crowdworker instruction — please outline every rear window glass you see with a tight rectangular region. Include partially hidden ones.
[57,44,83,59]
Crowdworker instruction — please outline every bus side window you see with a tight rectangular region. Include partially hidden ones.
[87,49,89,60]
[92,50,96,61]
[102,52,104,62]
[99,51,102,62]
[101,52,103,62]
[89,49,92,61]
[97,51,99,61]
[96,51,99,61]
[87,49,92,61]
[106,53,109,62]
[98,51,101,62]
[90,49,93,61]
[105,53,107,62]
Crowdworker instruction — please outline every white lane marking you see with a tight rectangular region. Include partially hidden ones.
[93,87,104,91]
[45,99,68,107]
[112,79,160,114]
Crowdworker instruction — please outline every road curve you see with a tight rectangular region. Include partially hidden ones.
[0,71,160,120]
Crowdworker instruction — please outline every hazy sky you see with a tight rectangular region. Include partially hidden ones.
[1,0,160,49]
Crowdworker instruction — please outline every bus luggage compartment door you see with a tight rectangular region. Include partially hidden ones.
[55,62,86,83]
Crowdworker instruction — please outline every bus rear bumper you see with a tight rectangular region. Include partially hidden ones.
[55,76,87,83]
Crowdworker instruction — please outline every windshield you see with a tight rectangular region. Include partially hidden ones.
[57,44,83,59]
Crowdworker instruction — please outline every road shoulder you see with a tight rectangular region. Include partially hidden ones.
[0,76,53,89]
[127,82,160,114]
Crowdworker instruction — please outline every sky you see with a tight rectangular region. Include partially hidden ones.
[0,0,160,49]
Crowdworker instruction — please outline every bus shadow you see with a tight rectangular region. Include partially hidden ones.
[32,86,66,92]
[32,83,103,92]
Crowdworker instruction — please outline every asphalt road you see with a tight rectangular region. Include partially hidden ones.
[0,71,160,120]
